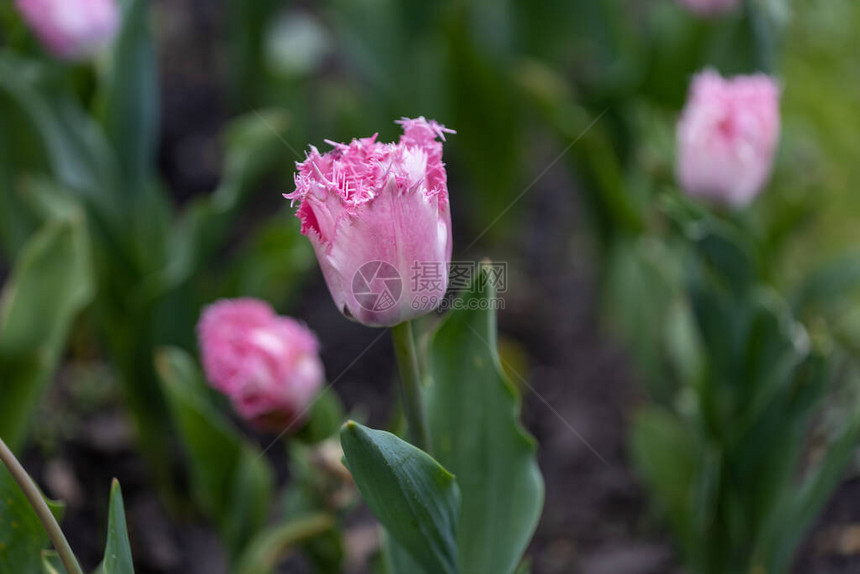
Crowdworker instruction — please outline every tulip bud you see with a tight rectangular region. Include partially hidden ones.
[675,0,739,17]
[15,0,120,61]
[676,69,781,208]
[286,117,454,327]
[197,298,325,431]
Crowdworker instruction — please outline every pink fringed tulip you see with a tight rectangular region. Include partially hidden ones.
[675,0,739,17]
[676,69,781,207]
[286,117,454,327]
[15,0,119,61]
[197,299,324,431]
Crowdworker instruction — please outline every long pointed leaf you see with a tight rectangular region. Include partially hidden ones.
[0,209,93,450]
[100,480,135,574]
[425,263,544,574]
[340,421,460,574]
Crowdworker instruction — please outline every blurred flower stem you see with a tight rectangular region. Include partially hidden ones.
[391,321,432,452]
[0,437,83,574]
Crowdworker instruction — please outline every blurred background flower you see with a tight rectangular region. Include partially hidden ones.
[15,0,119,60]
[676,69,781,207]
[198,298,324,431]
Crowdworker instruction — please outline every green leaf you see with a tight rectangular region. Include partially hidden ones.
[155,347,274,557]
[604,237,686,396]
[214,214,315,309]
[0,53,125,230]
[225,0,278,107]
[514,60,643,245]
[663,199,759,295]
[0,466,64,574]
[381,530,426,574]
[762,358,860,574]
[791,253,860,321]
[99,480,134,574]
[445,9,522,240]
[425,263,544,574]
[295,387,346,445]
[0,467,47,574]
[100,0,159,195]
[235,513,335,574]
[40,551,65,574]
[146,110,291,298]
[340,421,460,574]
[0,208,93,450]
[630,407,698,558]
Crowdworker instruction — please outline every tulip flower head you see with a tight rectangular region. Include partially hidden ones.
[286,117,454,327]
[675,0,739,17]
[676,69,781,208]
[15,0,120,61]
[197,299,324,431]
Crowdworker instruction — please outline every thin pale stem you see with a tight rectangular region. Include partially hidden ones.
[391,321,432,453]
[0,437,83,574]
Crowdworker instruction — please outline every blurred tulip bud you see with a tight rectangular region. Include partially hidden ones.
[15,0,120,61]
[286,117,454,327]
[676,69,781,207]
[675,0,739,17]
[197,298,324,431]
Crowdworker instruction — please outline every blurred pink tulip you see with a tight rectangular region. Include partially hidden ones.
[16,0,119,60]
[676,69,781,208]
[286,117,454,327]
[675,0,739,17]
[197,299,324,431]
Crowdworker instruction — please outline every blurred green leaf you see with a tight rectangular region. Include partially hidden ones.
[630,407,698,559]
[761,356,860,574]
[340,421,460,574]
[235,513,335,574]
[446,9,521,239]
[40,551,65,574]
[0,94,42,255]
[155,347,274,558]
[215,213,314,308]
[604,237,685,397]
[777,0,860,275]
[324,0,412,101]
[381,531,426,574]
[792,254,860,314]
[0,206,93,450]
[100,0,159,195]
[425,263,544,574]
[99,480,134,574]
[515,60,643,246]
[226,0,278,107]
[0,466,64,574]
[149,109,291,298]
[295,388,346,445]
[0,53,125,230]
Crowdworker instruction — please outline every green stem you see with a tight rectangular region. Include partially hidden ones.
[0,437,83,574]
[391,321,432,453]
